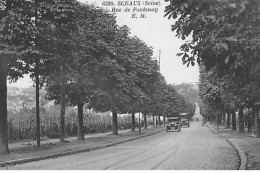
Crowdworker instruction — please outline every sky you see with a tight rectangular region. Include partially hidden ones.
[8,0,199,88]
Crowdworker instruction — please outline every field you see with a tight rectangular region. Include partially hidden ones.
[7,105,141,142]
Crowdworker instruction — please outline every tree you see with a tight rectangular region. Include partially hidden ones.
[45,3,119,138]
[165,0,260,73]
[146,74,167,122]
[199,64,226,127]
[173,83,198,104]
[131,112,135,131]
[42,0,79,142]
[226,111,231,128]
[0,55,9,153]
[118,36,160,132]
[11,0,80,146]
[165,0,260,134]
[0,0,40,153]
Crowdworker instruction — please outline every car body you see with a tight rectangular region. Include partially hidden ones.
[181,118,190,127]
[166,117,181,132]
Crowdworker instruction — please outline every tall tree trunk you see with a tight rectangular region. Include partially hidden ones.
[222,113,226,124]
[112,111,118,135]
[57,1,66,142]
[158,116,161,126]
[227,111,231,128]
[138,112,141,133]
[77,102,84,140]
[257,106,260,137]
[33,0,41,148]
[0,0,13,154]
[252,106,256,133]
[238,107,244,133]
[232,110,237,130]
[163,115,165,125]
[155,115,158,127]
[131,112,135,132]
[59,72,65,142]
[210,114,214,124]
[144,113,147,129]
[215,115,219,129]
[254,105,260,137]
[35,57,41,147]
[0,57,8,154]
[152,115,155,127]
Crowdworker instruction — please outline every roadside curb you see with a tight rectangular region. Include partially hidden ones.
[226,139,246,170]
[205,124,246,170]
[0,128,165,167]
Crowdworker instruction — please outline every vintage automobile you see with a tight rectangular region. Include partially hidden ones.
[181,118,190,127]
[166,117,181,132]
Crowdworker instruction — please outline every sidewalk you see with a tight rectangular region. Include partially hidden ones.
[0,126,165,167]
[206,123,260,170]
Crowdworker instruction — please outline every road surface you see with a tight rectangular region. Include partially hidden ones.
[5,105,239,170]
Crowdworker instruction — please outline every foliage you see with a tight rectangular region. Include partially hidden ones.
[199,62,260,121]
[88,24,160,115]
[173,83,198,104]
[165,0,260,76]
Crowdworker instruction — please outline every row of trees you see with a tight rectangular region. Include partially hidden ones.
[0,0,194,154]
[199,64,260,132]
[164,0,260,136]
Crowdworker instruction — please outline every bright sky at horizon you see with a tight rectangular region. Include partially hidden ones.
[8,0,199,88]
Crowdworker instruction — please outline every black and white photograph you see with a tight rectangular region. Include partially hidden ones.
[0,0,259,170]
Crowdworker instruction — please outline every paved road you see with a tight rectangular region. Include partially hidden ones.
[6,106,239,170]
